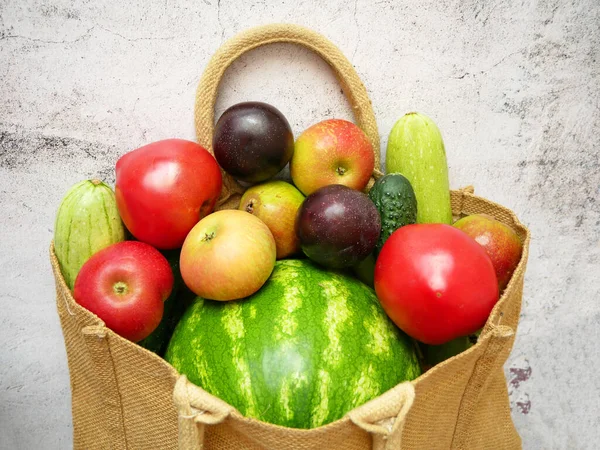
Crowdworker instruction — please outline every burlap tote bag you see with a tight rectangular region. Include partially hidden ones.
[50,24,530,450]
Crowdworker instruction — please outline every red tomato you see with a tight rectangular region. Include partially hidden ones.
[115,139,222,249]
[374,224,498,345]
[73,241,174,342]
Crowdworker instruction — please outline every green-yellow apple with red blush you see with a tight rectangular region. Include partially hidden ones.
[180,210,276,301]
[290,119,374,195]
[453,214,523,291]
[239,181,305,259]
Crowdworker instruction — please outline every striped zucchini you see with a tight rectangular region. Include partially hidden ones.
[54,179,125,289]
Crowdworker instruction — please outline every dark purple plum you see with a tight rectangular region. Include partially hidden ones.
[213,102,294,183]
[296,184,381,268]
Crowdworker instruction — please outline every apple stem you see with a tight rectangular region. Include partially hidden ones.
[336,167,346,176]
[245,201,254,214]
[113,281,128,295]
[202,231,215,242]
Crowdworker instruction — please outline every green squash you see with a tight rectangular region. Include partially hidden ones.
[54,179,125,289]
[386,112,452,224]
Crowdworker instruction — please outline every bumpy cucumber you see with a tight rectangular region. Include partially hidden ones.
[54,180,125,289]
[368,173,417,254]
[386,113,452,224]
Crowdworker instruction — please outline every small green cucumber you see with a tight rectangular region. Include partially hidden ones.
[368,173,417,254]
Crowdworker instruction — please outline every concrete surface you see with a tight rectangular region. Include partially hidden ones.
[1,0,598,448]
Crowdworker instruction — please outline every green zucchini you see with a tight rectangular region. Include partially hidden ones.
[54,179,125,289]
[386,113,452,224]
[368,173,417,254]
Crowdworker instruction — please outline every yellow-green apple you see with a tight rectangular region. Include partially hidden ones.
[453,214,523,291]
[239,180,305,259]
[290,119,374,195]
[73,241,174,342]
[180,210,276,301]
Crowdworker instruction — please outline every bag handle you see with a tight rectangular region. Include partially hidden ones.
[81,326,128,448]
[174,374,415,450]
[348,382,416,450]
[194,23,382,208]
[173,375,235,450]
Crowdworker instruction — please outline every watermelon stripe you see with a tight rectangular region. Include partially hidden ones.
[271,275,301,423]
[228,302,259,417]
[311,276,349,426]
[255,266,307,426]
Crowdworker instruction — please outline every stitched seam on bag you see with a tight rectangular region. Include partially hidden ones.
[55,279,84,447]
[449,332,495,450]
[104,335,130,450]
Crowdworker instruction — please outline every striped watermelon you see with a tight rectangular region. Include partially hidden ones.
[165,259,420,429]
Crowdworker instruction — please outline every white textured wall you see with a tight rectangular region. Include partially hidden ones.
[1,1,598,448]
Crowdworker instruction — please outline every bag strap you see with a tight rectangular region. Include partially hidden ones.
[194,23,382,208]
[450,185,475,217]
[173,375,235,450]
[81,325,128,449]
[174,374,415,450]
[348,382,416,450]
[450,324,515,449]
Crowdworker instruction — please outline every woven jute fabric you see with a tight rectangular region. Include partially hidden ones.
[51,24,530,450]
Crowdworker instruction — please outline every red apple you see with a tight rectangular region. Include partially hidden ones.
[290,119,374,195]
[115,139,222,250]
[73,241,174,342]
[453,214,523,291]
[239,181,305,259]
[180,210,276,301]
